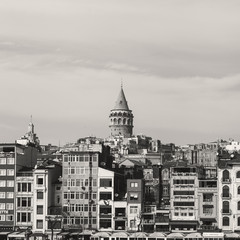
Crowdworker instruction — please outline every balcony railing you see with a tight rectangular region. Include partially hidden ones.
[221,193,232,199]
[221,178,231,184]
[200,225,219,231]
[143,219,155,224]
[221,209,232,215]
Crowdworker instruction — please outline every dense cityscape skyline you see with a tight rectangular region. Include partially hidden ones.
[1,0,240,145]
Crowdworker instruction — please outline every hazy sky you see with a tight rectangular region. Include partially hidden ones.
[0,0,240,146]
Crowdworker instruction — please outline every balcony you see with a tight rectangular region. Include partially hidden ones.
[155,217,169,224]
[221,209,232,215]
[199,225,219,231]
[221,178,231,184]
[143,219,155,225]
[100,213,112,218]
[221,193,232,199]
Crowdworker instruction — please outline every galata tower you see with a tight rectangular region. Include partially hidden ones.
[109,86,134,137]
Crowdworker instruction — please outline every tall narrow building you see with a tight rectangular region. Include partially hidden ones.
[109,86,134,137]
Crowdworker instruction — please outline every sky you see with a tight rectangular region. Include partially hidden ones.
[0,0,240,146]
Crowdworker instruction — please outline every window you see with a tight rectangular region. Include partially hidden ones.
[130,219,136,229]
[100,192,112,200]
[6,181,14,187]
[37,191,44,199]
[18,183,31,192]
[7,169,14,176]
[237,171,240,178]
[0,170,6,176]
[203,193,213,202]
[238,186,240,195]
[93,179,97,187]
[130,193,138,200]
[37,220,43,229]
[100,179,112,187]
[203,206,213,214]
[0,181,5,187]
[0,215,5,221]
[37,177,43,185]
[238,217,240,226]
[0,203,5,209]
[223,201,230,214]
[173,191,194,195]
[17,197,31,207]
[130,206,138,214]
[92,155,98,162]
[0,192,5,198]
[130,182,138,187]
[17,213,31,223]
[6,192,13,198]
[37,205,43,214]
[238,201,240,211]
[6,215,13,221]
[223,170,230,181]
[63,155,68,162]
[6,203,13,210]
[223,186,230,197]
[223,217,229,226]
[0,158,6,164]
[7,158,14,164]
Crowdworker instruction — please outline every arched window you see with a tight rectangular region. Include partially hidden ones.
[223,201,229,214]
[223,170,230,181]
[238,201,240,210]
[113,118,117,124]
[238,186,240,194]
[118,112,122,116]
[118,118,122,125]
[238,217,240,226]
[237,171,240,178]
[222,185,229,198]
[223,217,229,226]
[123,118,126,125]
[127,119,130,125]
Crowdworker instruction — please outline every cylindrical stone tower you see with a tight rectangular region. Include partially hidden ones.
[109,86,134,137]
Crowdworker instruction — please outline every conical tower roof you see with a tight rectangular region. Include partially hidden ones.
[114,87,129,110]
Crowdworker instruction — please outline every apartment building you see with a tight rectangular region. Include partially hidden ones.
[0,143,38,239]
[218,153,240,232]
[98,168,114,231]
[126,179,143,232]
[62,151,99,233]
[32,161,62,240]
[170,166,200,232]
[198,178,218,231]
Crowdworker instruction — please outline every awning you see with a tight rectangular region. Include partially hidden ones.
[200,218,217,222]
[0,232,11,235]
[57,232,70,236]
[170,220,198,225]
[167,233,185,239]
[202,232,224,238]
[129,232,148,238]
[148,232,166,238]
[31,232,48,237]
[184,233,202,239]
[92,232,111,238]
[7,232,25,238]
[111,232,129,238]
[225,233,240,238]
